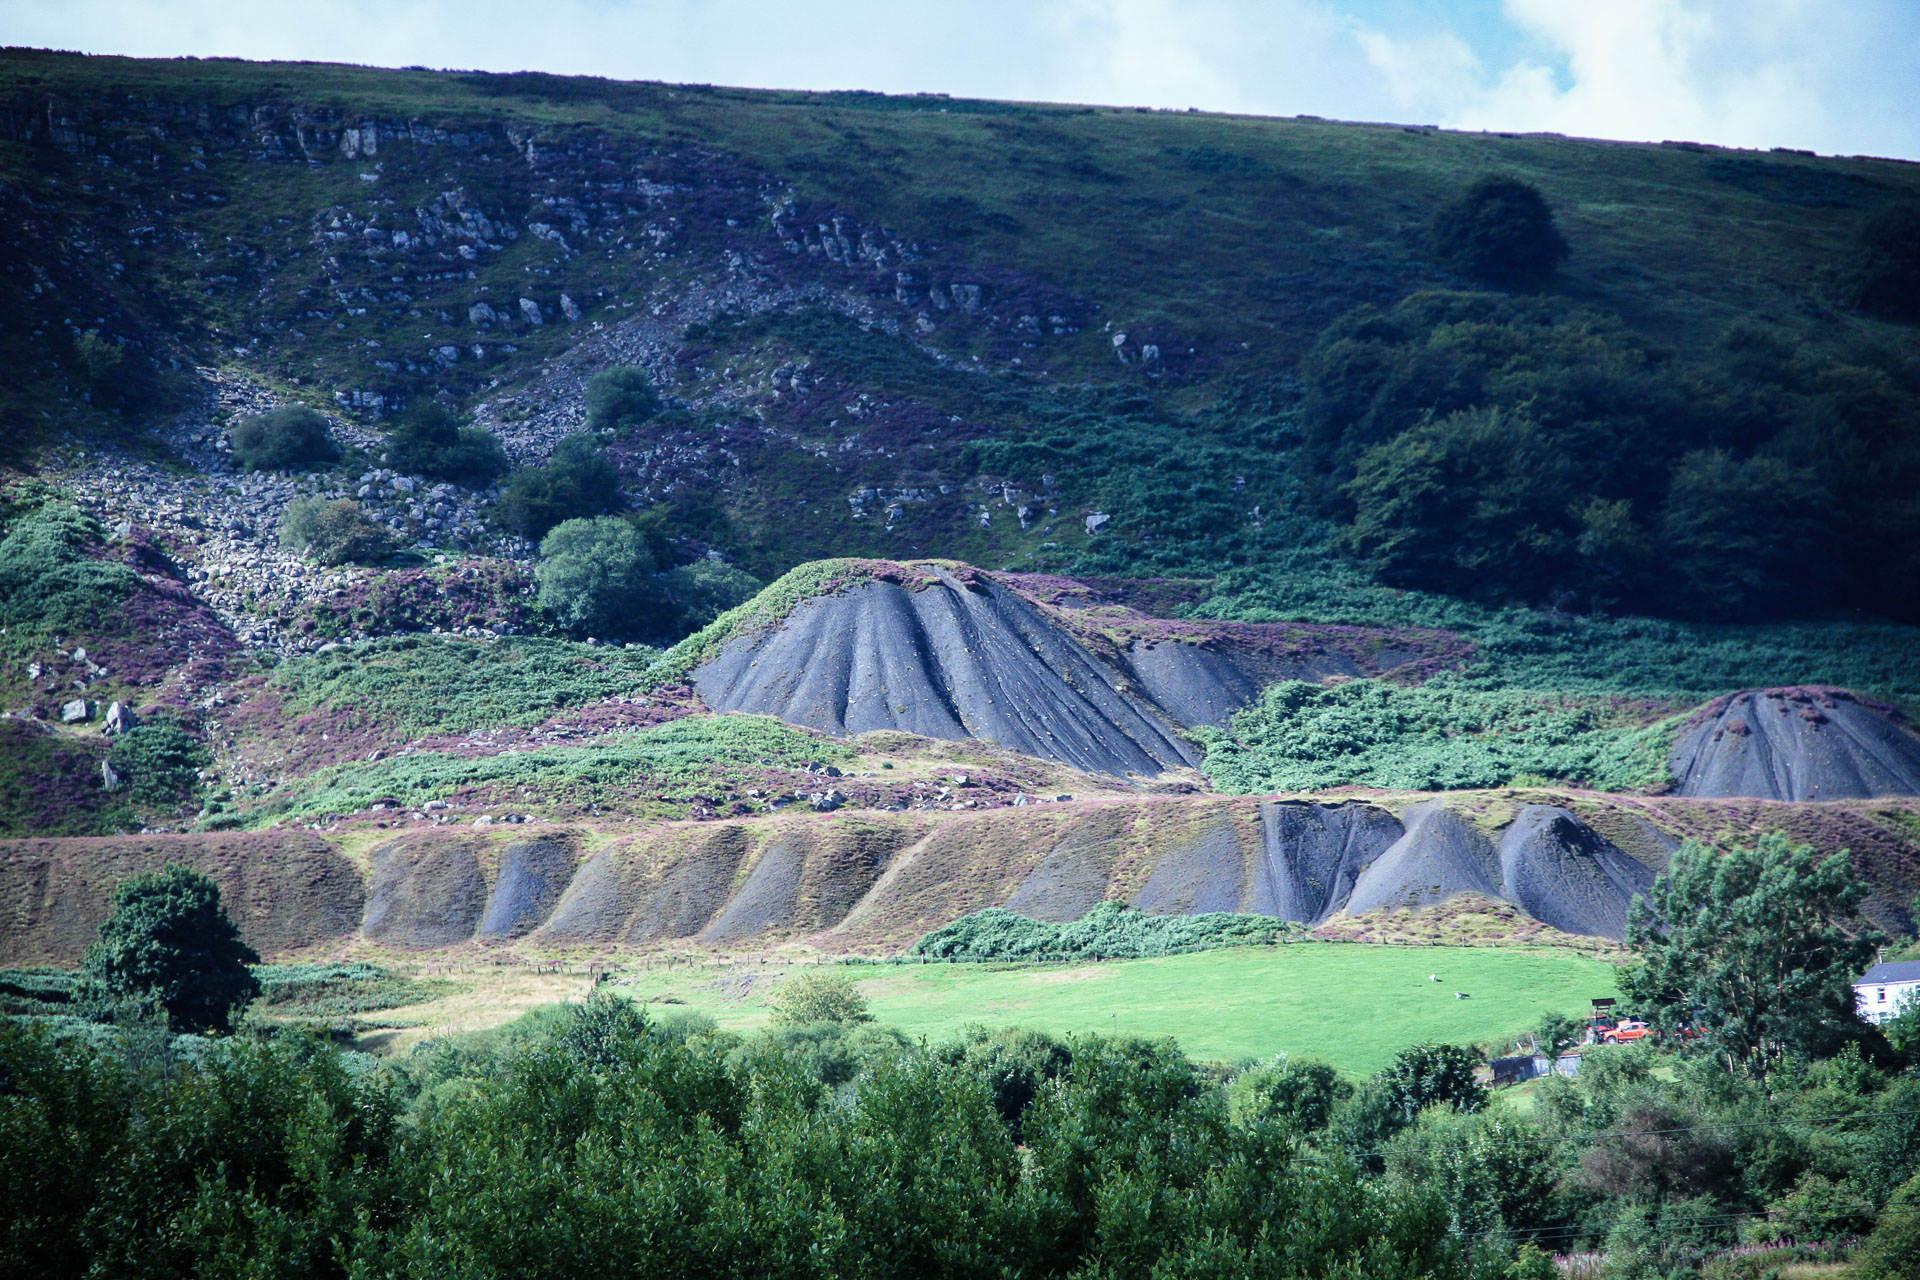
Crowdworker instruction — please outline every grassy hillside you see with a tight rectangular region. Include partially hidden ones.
[606,943,1621,1072]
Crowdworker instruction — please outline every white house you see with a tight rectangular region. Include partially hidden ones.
[1854,960,1920,1025]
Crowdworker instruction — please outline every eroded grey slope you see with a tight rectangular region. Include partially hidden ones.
[1344,801,1502,916]
[1671,689,1920,801]
[1497,805,1654,938]
[694,569,1202,775]
[1248,800,1403,922]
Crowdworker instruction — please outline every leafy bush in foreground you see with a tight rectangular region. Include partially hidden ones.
[534,515,669,640]
[913,901,1296,962]
[1199,674,1675,794]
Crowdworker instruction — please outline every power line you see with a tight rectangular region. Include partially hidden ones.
[1328,1106,1920,1161]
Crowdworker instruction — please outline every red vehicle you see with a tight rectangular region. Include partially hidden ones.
[1601,1019,1652,1044]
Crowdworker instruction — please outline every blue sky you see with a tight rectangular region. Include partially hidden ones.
[7,0,1918,159]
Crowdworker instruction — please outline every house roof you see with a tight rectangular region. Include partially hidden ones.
[1856,961,1920,985]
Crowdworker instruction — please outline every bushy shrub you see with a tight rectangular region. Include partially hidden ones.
[0,501,135,632]
[913,901,1295,961]
[381,404,508,486]
[584,365,662,431]
[1430,175,1570,289]
[1228,1054,1350,1132]
[107,719,207,807]
[770,970,872,1027]
[494,434,622,539]
[1858,1170,1920,1279]
[533,516,668,640]
[663,558,764,631]
[279,496,393,566]
[228,406,338,471]
[1199,674,1674,794]
[1839,199,1920,323]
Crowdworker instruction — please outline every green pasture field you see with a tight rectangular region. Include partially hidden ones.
[612,942,1622,1075]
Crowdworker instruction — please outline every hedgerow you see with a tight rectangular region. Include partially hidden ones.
[912,901,1298,962]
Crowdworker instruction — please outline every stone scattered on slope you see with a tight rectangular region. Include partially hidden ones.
[1249,800,1404,923]
[476,836,576,940]
[693,567,1201,776]
[1670,688,1920,801]
[1497,805,1654,939]
[1344,801,1501,916]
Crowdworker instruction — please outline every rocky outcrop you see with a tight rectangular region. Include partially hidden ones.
[1670,688,1920,801]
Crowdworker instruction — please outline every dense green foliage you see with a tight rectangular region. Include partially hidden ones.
[1841,200,1920,323]
[253,963,447,1020]
[0,1006,1505,1280]
[1429,176,1570,289]
[79,863,259,1033]
[912,901,1297,962]
[270,635,659,735]
[584,366,662,432]
[261,713,852,819]
[228,406,339,471]
[382,404,510,486]
[0,499,135,633]
[1297,291,1920,619]
[1227,1054,1350,1133]
[1199,674,1674,794]
[106,718,208,807]
[494,434,623,539]
[279,495,394,565]
[535,516,668,641]
[662,558,765,633]
[1624,835,1882,1077]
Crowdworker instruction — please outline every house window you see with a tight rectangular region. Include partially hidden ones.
[1879,987,1888,1002]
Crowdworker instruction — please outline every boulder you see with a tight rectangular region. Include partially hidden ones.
[103,701,136,736]
[61,700,89,724]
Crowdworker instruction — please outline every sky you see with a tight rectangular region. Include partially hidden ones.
[6,0,1918,160]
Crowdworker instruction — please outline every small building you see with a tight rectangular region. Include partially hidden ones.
[1854,960,1920,1025]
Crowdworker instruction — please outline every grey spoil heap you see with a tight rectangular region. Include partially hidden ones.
[1670,688,1920,801]
[692,566,1215,777]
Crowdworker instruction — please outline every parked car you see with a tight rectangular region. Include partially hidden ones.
[1601,1019,1652,1044]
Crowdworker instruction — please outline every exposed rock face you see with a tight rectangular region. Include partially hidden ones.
[1670,688,1920,801]
[1123,641,1266,730]
[1497,806,1655,938]
[1343,801,1503,916]
[692,567,1202,776]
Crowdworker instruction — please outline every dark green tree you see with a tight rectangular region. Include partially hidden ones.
[80,863,261,1033]
[1375,1041,1487,1122]
[1623,834,1881,1077]
[584,366,661,432]
[1839,200,1920,323]
[382,403,508,487]
[1430,175,1571,289]
[106,720,208,807]
[494,434,623,539]
[1534,1010,1582,1063]
[533,516,667,641]
[229,406,339,472]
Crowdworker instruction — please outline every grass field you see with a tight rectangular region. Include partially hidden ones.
[609,942,1623,1075]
